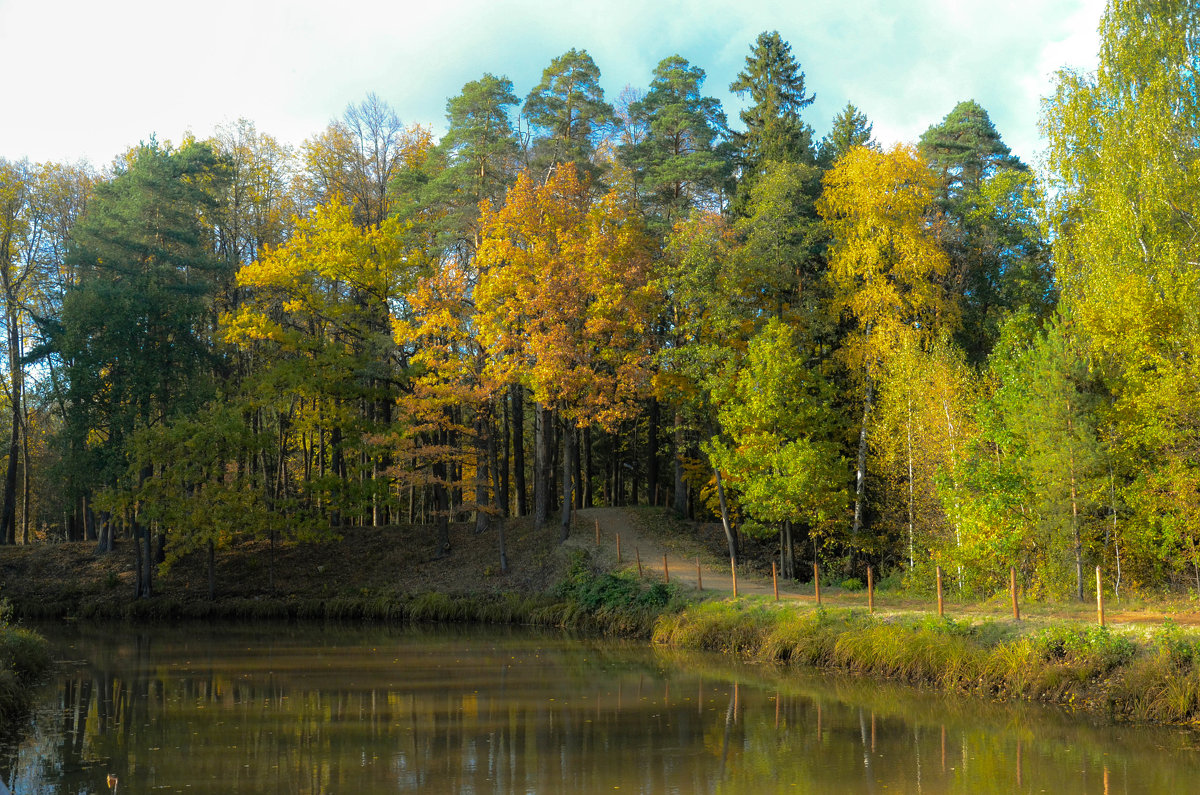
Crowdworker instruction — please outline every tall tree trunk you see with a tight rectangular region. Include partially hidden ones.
[95,509,112,554]
[489,405,504,521]
[629,419,639,506]
[433,451,451,558]
[534,401,548,527]
[451,408,463,519]
[207,539,216,601]
[496,516,509,574]
[132,508,143,597]
[548,413,559,514]
[613,429,623,506]
[330,424,343,527]
[83,494,96,542]
[137,517,153,599]
[20,400,29,544]
[512,383,527,517]
[1109,468,1121,599]
[714,467,738,564]
[851,376,875,546]
[560,418,575,542]
[574,424,584,509]
[906,394,915,571]
[673,411,687,516]
[475,414,490,535]
[379,386,393,526]
[499,395,510,518]
[583,427,593,508]
[1067,408,1083,601]
[0,310,21,545]
[647,398,659,507]
[781,520,795,579]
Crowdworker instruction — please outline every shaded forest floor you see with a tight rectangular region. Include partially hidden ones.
[0,505,1196,630]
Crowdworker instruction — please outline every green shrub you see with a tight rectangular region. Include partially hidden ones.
[1153,619,1200,668]
[1034,624,1135,671]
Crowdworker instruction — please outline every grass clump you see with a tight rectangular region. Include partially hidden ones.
[654,600,775,654]
[0,600,51,726]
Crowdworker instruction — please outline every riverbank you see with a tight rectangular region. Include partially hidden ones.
[4,506,1200,724]
[550,548,1200,724]
[0,614,51,741]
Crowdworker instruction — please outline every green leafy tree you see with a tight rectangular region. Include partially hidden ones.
[730,160,827,326]
[918,100,1023,201]
[1043,0,1200,589]
[126,404,319,599]
[423,74,522,253]
[986,316,1104,599]
[224,199,429,528]
[707,319,847,578]
[657,212,738,530]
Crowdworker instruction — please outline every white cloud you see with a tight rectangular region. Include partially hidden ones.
[0,0,1106,167]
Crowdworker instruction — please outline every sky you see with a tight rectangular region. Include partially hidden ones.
[0,0,1106,170]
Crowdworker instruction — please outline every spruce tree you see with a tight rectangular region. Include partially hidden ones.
[729,31,816,212]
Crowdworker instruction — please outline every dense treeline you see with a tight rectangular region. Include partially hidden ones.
[0,0,1195,601]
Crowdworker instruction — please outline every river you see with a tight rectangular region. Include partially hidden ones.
[1,623,1197,793]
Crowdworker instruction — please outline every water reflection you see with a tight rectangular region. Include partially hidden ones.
[3,623,1198,793]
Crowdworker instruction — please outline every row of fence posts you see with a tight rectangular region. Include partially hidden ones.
[598,519,1112,625]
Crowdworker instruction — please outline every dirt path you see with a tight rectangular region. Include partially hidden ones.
[572,506,813,601]
[570,506,1200,629]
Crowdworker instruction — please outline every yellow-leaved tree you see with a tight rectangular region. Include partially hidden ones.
[818,144,958,552]
[475,164,658,539]
[223,199,429,527]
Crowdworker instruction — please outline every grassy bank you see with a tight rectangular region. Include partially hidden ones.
[0,606,51,734]
[652,599,1200,724]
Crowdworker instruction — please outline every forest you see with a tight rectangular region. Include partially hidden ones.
[0,0,1195,603]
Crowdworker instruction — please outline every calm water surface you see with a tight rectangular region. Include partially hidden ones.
[3,623,1198,793]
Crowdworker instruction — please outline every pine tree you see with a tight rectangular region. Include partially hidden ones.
[624,55,729,230]
[523,50,614,178]
[57,140,228,595]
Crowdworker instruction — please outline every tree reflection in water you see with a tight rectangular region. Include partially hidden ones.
[2,624,1199,794]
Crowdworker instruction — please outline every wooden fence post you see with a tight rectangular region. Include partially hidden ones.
[813,562,821,605]
[867,565,874,614]
[616,533,621,563]
[697,558,702,591]
[636,548,642,577]
[1010,567,1020,621]
[663,554,669,584]
[936,566,944,618]
[1096,566,1105,627]
[772,561,779,601]
[595,519,600,545]
[731,558,738,599]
